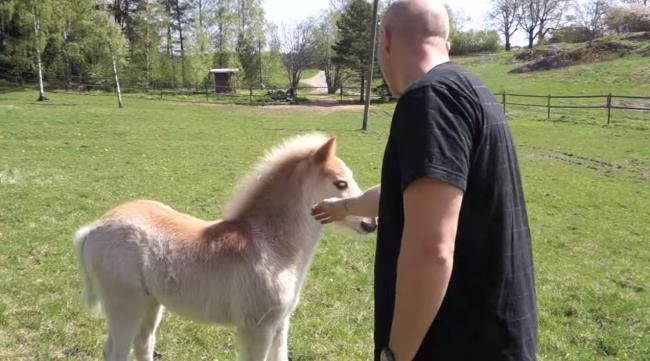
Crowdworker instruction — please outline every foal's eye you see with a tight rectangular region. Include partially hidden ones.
[334,180,348,190]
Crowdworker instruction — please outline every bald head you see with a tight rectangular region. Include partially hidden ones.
[383,0,450,42]
[378,0,451,96]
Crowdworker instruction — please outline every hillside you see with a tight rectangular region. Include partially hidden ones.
[454,49,650,97]
[451,39,649,128]
[509,32,650,74]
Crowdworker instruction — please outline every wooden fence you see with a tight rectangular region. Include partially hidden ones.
[495,92,650,124]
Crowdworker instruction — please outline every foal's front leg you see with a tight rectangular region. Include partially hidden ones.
[236,325,276,361]
[268,317,290,361]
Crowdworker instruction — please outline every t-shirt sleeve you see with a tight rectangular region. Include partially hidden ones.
[393,86,474,192]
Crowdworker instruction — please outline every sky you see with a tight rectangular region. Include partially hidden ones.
[264,0,493,30]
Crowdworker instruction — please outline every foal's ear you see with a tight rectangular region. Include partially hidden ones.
[313,137,337,163]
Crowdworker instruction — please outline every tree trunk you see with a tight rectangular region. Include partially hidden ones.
[325,66,341,94]
[359,72,365,103]
[126,0,134,62]
[505,34,511,51]
[258,39,263,87]
[145,12,151,86]
[217,12,225,67]
[174,0,186,87]
[111,53,124,108]
[332,67,342,95]
[528,30,534,49]
[32,1,46,101]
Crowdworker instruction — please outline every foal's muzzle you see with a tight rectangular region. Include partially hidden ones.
[361,219,378,233]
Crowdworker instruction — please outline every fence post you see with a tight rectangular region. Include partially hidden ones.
[502,92,506,115]
[160,87,163,101]
[249,87,253,105]
[547,94,551,119]
[340,86,343,102]
[607,93,612,125]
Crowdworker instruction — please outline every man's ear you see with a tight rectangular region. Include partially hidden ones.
[313,137,337,164]
[382,27,391,54]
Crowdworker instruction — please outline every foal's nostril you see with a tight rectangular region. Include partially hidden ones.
[361,220,378,233]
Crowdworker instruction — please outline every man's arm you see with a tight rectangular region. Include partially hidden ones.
[311,184,380,223]
[389,177,463,361]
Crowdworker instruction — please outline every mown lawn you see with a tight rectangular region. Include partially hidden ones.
[0,90,648,360]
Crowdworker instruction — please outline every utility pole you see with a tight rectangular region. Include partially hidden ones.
[362,0,380,131]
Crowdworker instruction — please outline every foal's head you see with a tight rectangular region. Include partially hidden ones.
[307,137,377,235]
[225,134,376,235]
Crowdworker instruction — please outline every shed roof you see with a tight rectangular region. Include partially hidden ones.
[209,68,239,74]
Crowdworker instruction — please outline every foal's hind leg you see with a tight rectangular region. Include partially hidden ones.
[133,302,164,361]
[101,285,150,361]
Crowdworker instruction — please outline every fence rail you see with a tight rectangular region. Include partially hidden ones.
[494,92,650,125]
[0,73,384,105]
[2,74,648,126]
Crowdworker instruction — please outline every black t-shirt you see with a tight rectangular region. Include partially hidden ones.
[375,62,537,361]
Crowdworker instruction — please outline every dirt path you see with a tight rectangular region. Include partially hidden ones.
[300,71,329,95]
[299,71,339,106]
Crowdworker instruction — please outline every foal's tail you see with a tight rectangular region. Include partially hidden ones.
[73,226,100,313]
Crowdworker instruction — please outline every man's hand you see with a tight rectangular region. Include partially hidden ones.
[312,184,381,225]
[311,198,348,224]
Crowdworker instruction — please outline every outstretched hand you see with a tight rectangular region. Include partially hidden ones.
[311,198,348,224]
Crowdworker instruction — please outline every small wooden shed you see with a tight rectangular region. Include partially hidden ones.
[209,68,239,94]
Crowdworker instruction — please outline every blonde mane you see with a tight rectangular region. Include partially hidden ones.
[224,133,329,220]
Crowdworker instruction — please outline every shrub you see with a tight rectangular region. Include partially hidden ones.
[449,30,501,55]
[549,26,594,44]
[606,5,650,33]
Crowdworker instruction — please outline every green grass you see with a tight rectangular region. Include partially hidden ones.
[301,68,321,80]
[1,82,649,361]
[454,52,650,95]
[454,53,650,128]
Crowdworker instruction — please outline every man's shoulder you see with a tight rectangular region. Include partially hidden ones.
[403,62,472,95]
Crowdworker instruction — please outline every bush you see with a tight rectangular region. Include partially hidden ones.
[606,5,650,34]
[449,30,501,55]
[549,26,594,44]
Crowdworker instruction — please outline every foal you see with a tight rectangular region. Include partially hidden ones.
[73,134,376,361]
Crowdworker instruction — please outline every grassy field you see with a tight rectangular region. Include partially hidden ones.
[0,79,649,361]
[454,53,650,129]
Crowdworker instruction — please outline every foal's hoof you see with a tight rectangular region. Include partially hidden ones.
[153,350,163,360]
[288,351,294,361]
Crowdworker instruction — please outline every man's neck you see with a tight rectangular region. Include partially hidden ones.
[397,51,449,96]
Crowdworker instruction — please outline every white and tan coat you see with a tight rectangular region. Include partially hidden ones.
[73,134,376,361]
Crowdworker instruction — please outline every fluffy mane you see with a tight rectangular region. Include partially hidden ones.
[224,133,330,220]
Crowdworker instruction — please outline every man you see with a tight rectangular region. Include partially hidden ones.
[311,1,537,360]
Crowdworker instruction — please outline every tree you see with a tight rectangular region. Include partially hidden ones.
[30,1,46,100]
[489,0,522,51]
[280,20,315,92]
[92,11,129,107]
[313,10,343,94]
[236,32,259,87]
[109,0,141,61]
[621,0,647,5]
[606,4,650,33]
[170,0,192,86]
[574,0,611,44]
[186,0,214,85]
[519,0,569,48]
[262,21,284,86]
[235,0,265,87]
[212,0,236,67]
[332,0,373,103]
